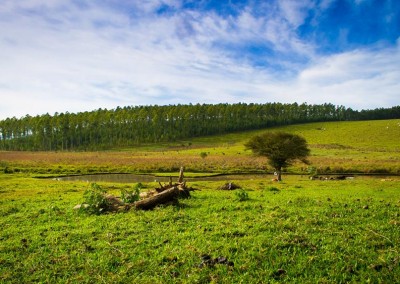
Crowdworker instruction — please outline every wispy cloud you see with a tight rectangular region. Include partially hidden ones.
[0,0,398,119]
[291,44,400,107]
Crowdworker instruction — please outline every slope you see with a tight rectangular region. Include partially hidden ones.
[0,119,399,175]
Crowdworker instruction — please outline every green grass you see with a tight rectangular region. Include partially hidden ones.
[0,119,399,282]
[1,174,399,283]
[112,119,400,175]
[161,119,400,175]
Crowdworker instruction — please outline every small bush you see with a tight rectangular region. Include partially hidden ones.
[307,166,318,178]
[200,152,208,159]
[81,183,110,215]
[121,183,142,204]
[235,189,249,201]
[4,167,14,174]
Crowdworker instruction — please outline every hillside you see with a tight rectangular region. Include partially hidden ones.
[164,119,400,175]
[1,103,399,151]
[1,119,399,175]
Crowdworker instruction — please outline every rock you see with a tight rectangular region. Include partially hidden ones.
[198,254,233,268]
[272,268,286,278]
[219,182,241,190]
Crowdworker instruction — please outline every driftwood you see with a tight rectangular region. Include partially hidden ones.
[135,186,180,210]
[156,167,186,193]
[135,166,194,210]
[134,167,195,210]
[75,167,196,212]
[178,166,184,183]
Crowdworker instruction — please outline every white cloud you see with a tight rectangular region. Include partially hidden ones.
[278,0,314,28]
[290,47,400,108]
[0,0,398,119]
[319,0,335,10]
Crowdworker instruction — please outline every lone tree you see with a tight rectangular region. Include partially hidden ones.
[245,131,310,181]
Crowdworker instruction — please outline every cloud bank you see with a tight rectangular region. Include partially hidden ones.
[0,0,399,119]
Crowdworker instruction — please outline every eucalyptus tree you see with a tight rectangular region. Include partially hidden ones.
[0,103,396,151]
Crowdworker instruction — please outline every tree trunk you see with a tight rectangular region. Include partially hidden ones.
[134,186,179,210]
[276,168,282,181]
[178,166,184,183]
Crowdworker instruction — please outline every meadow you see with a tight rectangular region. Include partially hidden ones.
[0,175,399,283]
[0,119,399,283]
[1,119,399,176]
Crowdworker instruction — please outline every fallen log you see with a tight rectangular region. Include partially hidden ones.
[135,186,180,210]
[155,166,186,193]
[75,167,195,212]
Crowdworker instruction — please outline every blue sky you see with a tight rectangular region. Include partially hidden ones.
[0,0,399,119]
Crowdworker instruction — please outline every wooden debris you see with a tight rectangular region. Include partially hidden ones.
[178,166,184,183]
[135,186,180,210]
[135,167,195,210]
[105,194,126,212]
[75,167,196,212]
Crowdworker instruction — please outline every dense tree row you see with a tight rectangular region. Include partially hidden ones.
[0,103,399,151]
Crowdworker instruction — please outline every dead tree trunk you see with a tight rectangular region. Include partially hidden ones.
[134,166,195,210]
[135,186,180,210]
[178,166,184,183]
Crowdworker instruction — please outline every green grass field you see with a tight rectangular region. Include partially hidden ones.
[0,119,399,283]
[0,175,399,283]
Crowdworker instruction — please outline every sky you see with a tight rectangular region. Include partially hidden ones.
[0,0,399,119]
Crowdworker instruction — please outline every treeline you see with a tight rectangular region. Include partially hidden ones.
[0,103,399,151]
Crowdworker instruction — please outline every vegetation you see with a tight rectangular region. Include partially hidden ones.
[245,132,310,181]
[0,174,399,283]
[120,183,142,204]
[234,189,250,201]
[1,119,399,175]
[0,117,399,282]
[81,183,112,215]
[0,102,399,151]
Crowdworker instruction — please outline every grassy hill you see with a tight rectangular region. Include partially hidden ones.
[1,119,399,175]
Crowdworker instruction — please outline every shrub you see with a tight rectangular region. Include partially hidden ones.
[200,152,208,159]
[81,183,110,215]
[4,167,14,174]
[307,166,318,178]
[121,183,142,204]
[235,189,249,201]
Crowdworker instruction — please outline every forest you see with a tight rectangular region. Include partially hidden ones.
[0,102,399,151]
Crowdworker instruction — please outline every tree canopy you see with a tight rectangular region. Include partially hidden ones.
[245,131,310,181]
[0,103,398,151]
